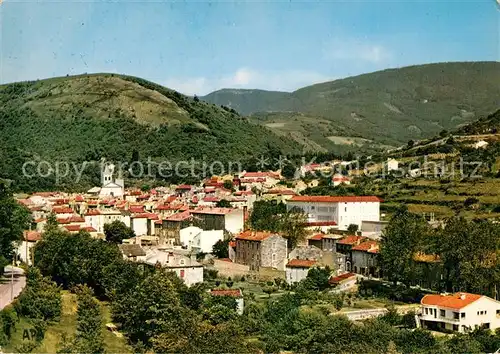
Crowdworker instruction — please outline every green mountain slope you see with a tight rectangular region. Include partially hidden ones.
[201,88,290,116]
[0,74,302,191]
[202,62,500,148]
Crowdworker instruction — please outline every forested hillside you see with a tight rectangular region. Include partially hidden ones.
[0,74,302,192]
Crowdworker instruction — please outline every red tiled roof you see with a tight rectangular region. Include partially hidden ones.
[309,233,324,241]
[165,210,191,221]
[52,207,73,214]
[202,196,219,202]
[176,184,192,190]
[154,220,162,225]
[329,272,357,284]
[24,231,41,242]
[337,235,365,245]
[236,231,274,241]
[82,226,97,232]
[286,259,317,268]
[229,241,236,248]
[133,213,158,220]
[210,289,242,297]
[166,195,177,203]
[289,196,382,203]
[85,209,101,216]
[191,207,235,215]
[129,205,145,213]
[352,240,379,253]
[17,199,32,206]
[64,225,81,232]
[219,258,233,263]
[34,218,46,223]
[29,206,43,211]
[56,217,70,224]
[54,198,70,205]
[421,293,482,310]
[305,221,337,227]
[69,215,85,223]
[75,195,84,202]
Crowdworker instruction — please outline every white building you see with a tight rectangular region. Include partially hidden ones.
[387,158,399,171]
[179,226,224,254]
[84,209,122,233]
[190,207,244,234]
[143,249,203,287]
[474,140,489,149]
[285,259,317,285]
[418,292,500,333]
[286,196,381,231]
[99,164,125,199]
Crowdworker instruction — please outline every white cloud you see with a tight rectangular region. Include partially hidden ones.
[163,68,331,96]
[324,37,392,64]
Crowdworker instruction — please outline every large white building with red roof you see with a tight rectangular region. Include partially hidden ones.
[286,195,381,231]
[418,292,500,333]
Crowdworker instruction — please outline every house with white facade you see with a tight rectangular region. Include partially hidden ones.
[286,196,381,230]
[190,207,244,234]
[179,226,224,254]
[142,249,203,286]
[418,292,500,333]
[285,259,317,285]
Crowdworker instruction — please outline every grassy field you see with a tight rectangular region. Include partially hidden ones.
[3,292,132,353]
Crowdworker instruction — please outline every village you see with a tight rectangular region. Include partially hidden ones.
[12,159,500,337]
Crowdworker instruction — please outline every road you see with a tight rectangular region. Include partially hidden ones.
[0,266,26,310]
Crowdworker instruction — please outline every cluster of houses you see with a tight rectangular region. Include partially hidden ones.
[15,164,500,333]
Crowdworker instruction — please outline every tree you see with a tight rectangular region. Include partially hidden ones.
[347,224,359,233]
[103,220,135,243]
[212,239,230,259]
[279,208,307,249]
[379,207,428,286]
[281,163,297,179]
[215,199,232,208]
[223,180,233,191]
[0,182,31,269]
[111,269,192,346]
[249,200,287,231]
[300,266,331,291]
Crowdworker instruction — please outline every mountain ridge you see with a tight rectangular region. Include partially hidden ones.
[202,61,500,149]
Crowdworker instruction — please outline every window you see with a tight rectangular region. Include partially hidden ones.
[453,324,459,331]
[453,312,459,320]
[461,313,466,318]
[496,310,500,315]
[425,308,428,315]
[440,310,445,317]
[179,269,185,278]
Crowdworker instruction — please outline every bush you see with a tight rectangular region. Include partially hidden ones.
[1,306,18,339]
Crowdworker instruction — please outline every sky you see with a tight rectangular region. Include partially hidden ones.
[1,0,498,95]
